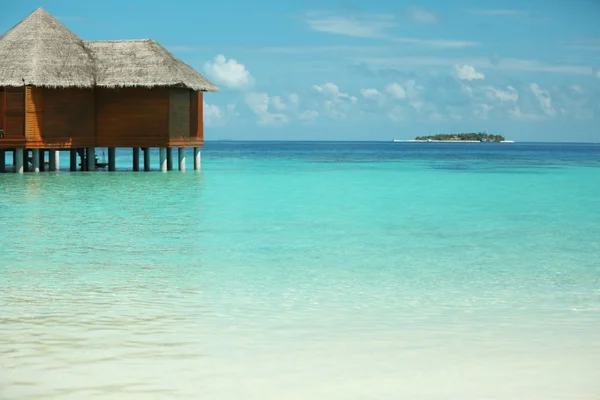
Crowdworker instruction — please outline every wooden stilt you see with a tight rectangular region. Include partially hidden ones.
[77,148,85,171]
[0,150,5,173]
[70,149,77,171]
[48,150,56,171]
[108,148,116,171]
[194,147,201,171]
[23,149,29,172]
[160,148,167,172]
[166,147,173,171]
[32,149,40,172]
[40,150,46,172]
[86,147,95,171]
[133,147,140,171]
[15,148,24,173]
[178,148,186,171]
[143,148,150,171]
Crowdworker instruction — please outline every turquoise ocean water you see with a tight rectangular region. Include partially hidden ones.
[1,142,599,399]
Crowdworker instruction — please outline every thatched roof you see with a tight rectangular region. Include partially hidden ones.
[0,8,218,92]
[86,40,218,92]
[0,8,94,88]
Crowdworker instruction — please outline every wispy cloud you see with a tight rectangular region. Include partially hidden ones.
[304,12,396,38]
[406,6,438,24]
[468,9,528,16]
[357,56,594,75]
[563,39,600,51]
[393,37,480,48]
[303,11,478,49]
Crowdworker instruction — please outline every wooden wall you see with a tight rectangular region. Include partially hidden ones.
[43,88,95,148]
[95,87,169,147]
[195,92,204,141]
[168,91,204,148]
[0,87,25,148]
[0,86,207,149]
[0,88,5,133]
[169,88,191,138]
[25,86,44,143]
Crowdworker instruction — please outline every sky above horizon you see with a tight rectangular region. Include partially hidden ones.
[1,0,599,142]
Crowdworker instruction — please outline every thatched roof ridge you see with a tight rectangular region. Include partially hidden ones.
[85,39,218,92]
[0,8,218,92]
[0,8,94,88]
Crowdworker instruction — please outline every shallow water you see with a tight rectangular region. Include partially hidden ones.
[1,142,600,399]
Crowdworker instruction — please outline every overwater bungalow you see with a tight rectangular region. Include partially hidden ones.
[0,8,218,173]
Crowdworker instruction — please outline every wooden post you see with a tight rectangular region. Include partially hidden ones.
[15,148,24,173]
[194,147,201,171]
[87,147,95,171]
[23,149,29,172]
[77,148,84,171]
[70,149,77,171]
[160,148,167,172]
[40,150,46,172]
[0,150,5,173]
[143,148,150,171]
[178,148,186,171]
[32,149,40,172]
[132,147,140,171]
[48,150,56,171]
[79,147,88,171]
[166,147,173,171]
[108,148,116,171]
[53,150,60,171]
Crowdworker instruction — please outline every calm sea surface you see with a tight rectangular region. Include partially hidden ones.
[1,142,600,399]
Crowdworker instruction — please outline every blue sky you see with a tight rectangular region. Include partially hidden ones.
[2,0,600,142]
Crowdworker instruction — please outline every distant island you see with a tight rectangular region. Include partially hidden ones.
[415,133,505,142]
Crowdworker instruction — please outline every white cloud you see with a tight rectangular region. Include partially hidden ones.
[453,64,485,80]
[288,93,300,107]
[358,56,591,76]
[203,101,237,126]
[385,82,406,99]
[570,84,584,94]
[409,101,424,112]
[271,96,286,111]
[403,80,424,99]
[462,84,473,97]
[564,39,600,51]
[312,82,358,120]
[203,102,222,125]
[485,85,518,102]
[406,7,438,24]
[313,82,357,102]
[245,92,289,126]
[530,83,556,116]
[360,88,381,99]
[204,54,254,89]
[304,13,396,38]
[393,37,480,48]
